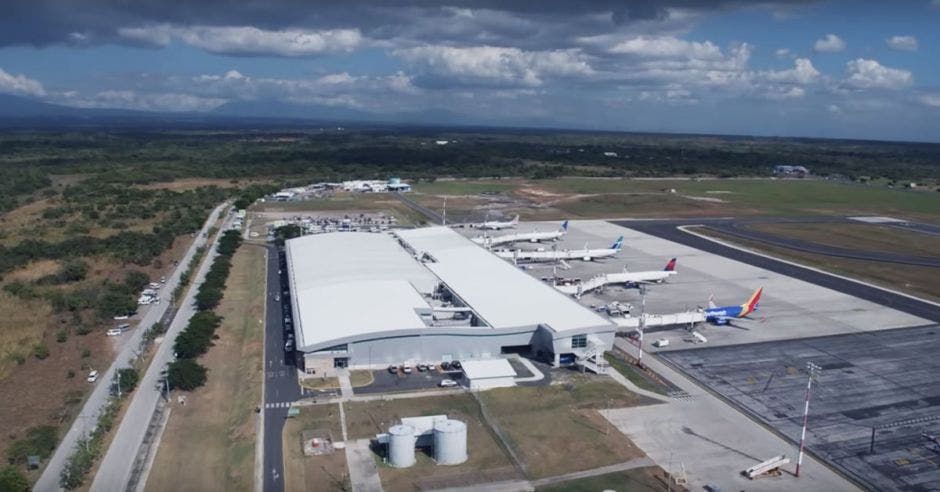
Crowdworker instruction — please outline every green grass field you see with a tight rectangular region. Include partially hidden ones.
[419,177,940,220]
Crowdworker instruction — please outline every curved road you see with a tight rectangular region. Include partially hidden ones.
[615,219,940,323]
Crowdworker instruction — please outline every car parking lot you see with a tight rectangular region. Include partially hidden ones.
[356,366,463,394]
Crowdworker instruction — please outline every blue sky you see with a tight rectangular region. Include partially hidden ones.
[1,0,939,141]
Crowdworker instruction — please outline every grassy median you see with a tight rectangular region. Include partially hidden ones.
[145,245,266,490]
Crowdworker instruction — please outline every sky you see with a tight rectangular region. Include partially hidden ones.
[1,0,939,141]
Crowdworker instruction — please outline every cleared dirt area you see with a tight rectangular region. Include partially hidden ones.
[282,404,348,492]
[345,393,518,492]
[135,178,249,191]
[480,375,652,479]
[146,245,266,491]
[697,227,940,303]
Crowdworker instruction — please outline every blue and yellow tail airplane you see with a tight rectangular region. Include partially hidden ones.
[703,287,763,325]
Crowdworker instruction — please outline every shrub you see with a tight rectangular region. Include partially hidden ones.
[56,329,68,343]
[0,466,28,492]
[67,369,75,378]
[33,343,50,360]
[6,425,58,463]
[80,348,91,358]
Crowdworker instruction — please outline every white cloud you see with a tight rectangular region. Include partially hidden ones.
[0,67,46,97]
[844,58,912,89]
[886,35,918,51]
[775,48,792,59]
[65,90,226,112]
[609,36,723,60]
[919,93,940,107]
[118,24,363,56]
[827,104,842,114]
[764,86,805,100]
[813,34,845,53]
[762,58,820,84]
[395,45,593,87]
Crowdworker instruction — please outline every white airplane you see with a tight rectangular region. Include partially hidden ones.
[472,214,519,230]
[473,221,568,247]
[495,236,623,263]
[554,258,678,297]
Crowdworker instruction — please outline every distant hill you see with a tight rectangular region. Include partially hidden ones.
[0,93,517,129]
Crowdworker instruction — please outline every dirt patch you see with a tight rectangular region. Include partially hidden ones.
[3,260,62,283]
[135,178,246,191]
[0,319,112,474]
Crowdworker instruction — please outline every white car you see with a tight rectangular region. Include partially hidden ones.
[439,379,457,387]
[106,329,122,336]
[87,370,99,383]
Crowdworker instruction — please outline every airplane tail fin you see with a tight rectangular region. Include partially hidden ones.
[511,215,520,225]
[664,258,677,271]
[611,236,624,250]
[560,220,569,233]
[741,287,763,315]
[707,295,717,310]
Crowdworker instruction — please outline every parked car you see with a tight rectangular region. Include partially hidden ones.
[441,361,451,371]
[439,379,458,387]
[387,365,398,374]
[106,329,122,336]
[401,365,413,374]
[416,364,427,372]
[451,360,462,370]
[87,370,99,383]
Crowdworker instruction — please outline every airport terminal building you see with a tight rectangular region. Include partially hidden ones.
[285,226,615,375]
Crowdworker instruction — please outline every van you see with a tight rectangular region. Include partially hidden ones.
[117,324,131,331]
[106,329,122,336]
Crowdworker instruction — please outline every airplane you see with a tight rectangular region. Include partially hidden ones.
[495,236,623,263]
[473,220,568,247]
[553,258,678,297]
[702,287,763,325]
[472,214,519,230]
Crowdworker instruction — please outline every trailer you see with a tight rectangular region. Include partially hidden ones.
[743,455,790,479]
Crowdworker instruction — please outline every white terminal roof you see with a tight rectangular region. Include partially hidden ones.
[286,233,438,350]
[460,359,517,380]
[287,227,612,352]
[395,227,610,332]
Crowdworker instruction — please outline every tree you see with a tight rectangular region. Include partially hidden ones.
[167,359,208,391]
[115,368,139,395]
[123,270,150,291]
[0,466,29,492]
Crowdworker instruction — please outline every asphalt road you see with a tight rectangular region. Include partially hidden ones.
[91,206,232,491]
[34,202,228,492]
[262,245,301,492]
[616,219,940,323]
[391,191,445,224]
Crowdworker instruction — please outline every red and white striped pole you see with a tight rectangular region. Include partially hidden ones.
[796,361,821,477]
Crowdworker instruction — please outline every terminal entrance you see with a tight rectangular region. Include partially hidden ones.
[500,344,530,355]
[333,357,349,368]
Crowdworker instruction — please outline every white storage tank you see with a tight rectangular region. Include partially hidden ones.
[433,419,468,465]
[388,424,416,468]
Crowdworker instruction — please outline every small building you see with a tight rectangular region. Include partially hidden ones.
[603,151,618,157]
[773,165,809,178]
[461,359,517,390]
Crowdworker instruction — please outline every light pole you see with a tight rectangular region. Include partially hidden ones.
[636,285,647,368]
[796,361,821,477]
